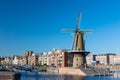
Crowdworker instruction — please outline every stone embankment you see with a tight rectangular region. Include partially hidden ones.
[47,67,86,76]
[47,67,113,76]
[59,67,86,76]
[81,68,112,76]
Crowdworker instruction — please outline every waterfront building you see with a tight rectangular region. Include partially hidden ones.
[109,54,120,65]
[24,51,33,57]
[52,49,61,67]
[57,50,63,67]
[52,49,68,68]
[47,52,52,66]
[13,56,18,65]
[38,51,53,67]
[38,53,43,66]
[13,56,23,65]
[86,54,97,66]
[38,48,69,68]
[51,50,56,67]
[96,53,115,65]
[114,54,120,65]
[24,51,33,65]
[4,56,14,65]
[50,49,68,68]
[22,56,27,65]
[0,57,5,65]
[42,52,48,66]
[0,56,5,65]
[30,53,38,66]
[28,56,32,65]
[2,50,120,68]
[61,51,68,67]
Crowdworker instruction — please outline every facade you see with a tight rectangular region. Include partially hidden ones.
[24,51,33,65]
[52,49,68,68]
[47,52,52,66]
[51,50,56,66]
[13,56,23,65]
[30,54,38,66]
[37,49,68,68]
[96,54,108,65]
[109,54,120,65]
[0,57,5,65]
[86,54,96,66]
[37,52,120,67]
[24,51,33,57]
[96,54,115,65]
[113,54,120,65]
[2,50,120,68]
[4,56,14,65]
[53,49,68,68]
[38,53,43,66]
[42,52,48,66]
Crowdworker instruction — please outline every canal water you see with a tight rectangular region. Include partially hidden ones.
[21,72,120,80]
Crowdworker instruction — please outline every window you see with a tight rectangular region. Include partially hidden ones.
[76,58,78,61]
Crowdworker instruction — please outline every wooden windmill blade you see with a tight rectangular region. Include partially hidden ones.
[72,38,75,50]
[72,33,77,50]
[78,30,93,33]
[76,12,81,30]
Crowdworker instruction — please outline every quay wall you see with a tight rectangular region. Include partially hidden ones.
[47,67,59,74]
[59,68,86,76]
[47,67,86,76]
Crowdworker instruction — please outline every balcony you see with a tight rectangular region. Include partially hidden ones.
[58,55,62,57]
[58,57,63,61]
[58,61,62,64]
[44,57,47,59]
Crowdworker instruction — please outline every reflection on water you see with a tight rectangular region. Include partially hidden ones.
[21,72,120,80]
[69,75,85,80]
[21,72,85,80]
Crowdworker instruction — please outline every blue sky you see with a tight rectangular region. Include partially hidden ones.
[0,0,120,56]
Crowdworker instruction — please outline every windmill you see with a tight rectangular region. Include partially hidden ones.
[62,13,92,68]
[62,13,92,51]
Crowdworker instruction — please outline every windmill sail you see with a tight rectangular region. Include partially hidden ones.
[62,12,92,51]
